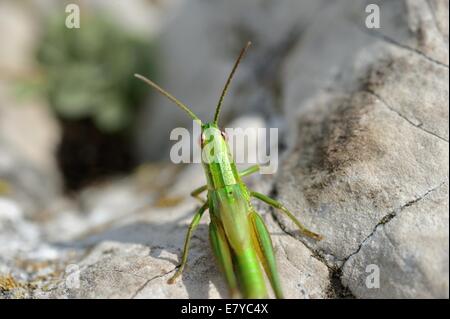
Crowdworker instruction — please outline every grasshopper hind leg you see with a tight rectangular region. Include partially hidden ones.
[209,221,240,298]
[250,191,323,241]
[249,211,284,299]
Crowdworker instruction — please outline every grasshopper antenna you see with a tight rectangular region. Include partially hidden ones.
[134,73,201,123]
[213,41,251,125]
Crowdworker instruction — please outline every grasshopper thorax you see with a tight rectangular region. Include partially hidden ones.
[200,123,240,190]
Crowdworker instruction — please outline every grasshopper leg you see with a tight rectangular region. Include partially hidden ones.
[168,202,208,284]
[250,191,323,241]
[190,185,207,203]
[239,164,260,178]
[209,221,240,298]
[249,211,284,298]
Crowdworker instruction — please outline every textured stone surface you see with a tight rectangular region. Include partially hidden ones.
[341,182,449,298]
[276,88,448,263]
[41,167,329,299]
[271,0,449,298]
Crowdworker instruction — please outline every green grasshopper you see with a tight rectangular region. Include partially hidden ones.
[135,42,322,299]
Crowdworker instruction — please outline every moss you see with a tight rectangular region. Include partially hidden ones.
[36,12,156,133]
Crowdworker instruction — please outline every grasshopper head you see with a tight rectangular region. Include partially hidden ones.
[200,123,227,149]
[199,122,232,168]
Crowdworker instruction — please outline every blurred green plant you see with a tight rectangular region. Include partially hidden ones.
[36,13,155,133]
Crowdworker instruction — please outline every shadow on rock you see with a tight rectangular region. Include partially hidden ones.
[53,207,231,298]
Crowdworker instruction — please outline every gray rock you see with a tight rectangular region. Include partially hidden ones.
[0,198,40,259]
[341,182,449,298]
[50,204,329,299]
[0,2,61,214]
[0,1,38,74]
[272,0,449,298]
[0,141,60,215]
[276,88,448,264]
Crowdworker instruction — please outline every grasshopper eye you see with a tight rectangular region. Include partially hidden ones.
[200,133,206,146]
[221,130,228,141]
